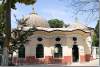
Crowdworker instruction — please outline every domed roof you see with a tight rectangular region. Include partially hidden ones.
[67,17,88,30]
[18,12,50,28]
[67,20,88,30]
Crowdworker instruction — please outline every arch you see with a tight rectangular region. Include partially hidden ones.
[37,37,43,41]
[54,44,62,58]
[72,45,79,62]
[73,37,77,41]
[36,44,44,58]
[18,45,25,58]
[55,37,61,41]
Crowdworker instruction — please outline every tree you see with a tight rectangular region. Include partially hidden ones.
[8,16,37,65]
[92,32,99,47]
[95,20,99,37]
[92,21,99,47]
[0,4,5,34]
[2,0,36,48]
[59,0,99,21]
[64,24,70,28]
[9,28,34,65]
[11,0,36,9]
[0,0,36,65]
[48,19,64,28]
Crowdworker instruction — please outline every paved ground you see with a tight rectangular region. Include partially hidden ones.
[16,59,99,67]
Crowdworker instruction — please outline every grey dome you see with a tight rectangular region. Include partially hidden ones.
[67,22,88,30]
[18,12,50,28]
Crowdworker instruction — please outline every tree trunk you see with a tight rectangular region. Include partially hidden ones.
[10,53,13,64]
[1,47,9,66]
[2,0,11,66]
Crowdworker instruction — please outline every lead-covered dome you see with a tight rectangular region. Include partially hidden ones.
[67,22,88,30]
[17,12,50,28]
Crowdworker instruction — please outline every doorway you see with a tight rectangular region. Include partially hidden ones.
[36,44,44,58]
[72,45,79,62]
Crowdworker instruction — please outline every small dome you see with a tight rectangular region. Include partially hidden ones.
[67,22,88,30]
[67,18,89,30]
[18,12,50,28]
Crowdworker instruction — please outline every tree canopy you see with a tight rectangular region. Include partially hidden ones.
[48,19,64,28]
[59,0,99,21]
[95,20,99,37]
[0,0,36,65]
[11,0,36,9]
[92,32,99,47]
[0,4,5,34]
[92,21,99,47]
[0,0,36,47]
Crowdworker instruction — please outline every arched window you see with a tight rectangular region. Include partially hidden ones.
[54,44,62,58]
[72,45,79,62]
[37,37,43,41]
[36,44,44,58]
[55,37,61,41]
[73,37,77,41]
[18,45,25,58]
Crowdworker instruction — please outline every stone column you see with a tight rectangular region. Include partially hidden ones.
[92,47,96,60]
[62,46,72,64]
[78,46,85,63]
[44,46,53,64]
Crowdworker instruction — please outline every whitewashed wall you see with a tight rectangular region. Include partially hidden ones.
[25,33,91,58]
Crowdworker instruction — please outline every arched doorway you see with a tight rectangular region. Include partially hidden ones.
[72,45,79,62]
[53,44,62,64]
[54,44,62,58]
[18,45,25,58]
[18,45,25,65]
[36,44,44,58]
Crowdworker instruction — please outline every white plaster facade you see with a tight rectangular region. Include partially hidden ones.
[12,12,94,64]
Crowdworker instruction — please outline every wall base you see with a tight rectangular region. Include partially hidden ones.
[12,55,92,65]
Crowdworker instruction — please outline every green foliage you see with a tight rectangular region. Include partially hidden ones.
[48,19,64,28]
[0,0,37,64]
[0,4,5,34]
[95,20,99,38]
[92,21,99,47]
[11,0,36,9]
[0,0,36,33]
[64,24,70,28]
[9,28,35,54]
[92,33,99,47]
[0,4,4,13]
[0,22,5,33]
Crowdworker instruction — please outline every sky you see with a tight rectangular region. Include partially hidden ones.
[11,0,99,28]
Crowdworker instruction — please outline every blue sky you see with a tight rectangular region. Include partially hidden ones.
[11,0,98,28]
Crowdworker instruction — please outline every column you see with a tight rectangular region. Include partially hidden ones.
[62,46,72,64]
[44,46,53,64]
[78,46,85,63]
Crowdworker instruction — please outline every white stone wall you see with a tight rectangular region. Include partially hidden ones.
[25,32,90,60]
[92,47,97,59]
[44,47,52,56]
[86,36,92,54]
[62,46,72,56]
[78,45,85,62]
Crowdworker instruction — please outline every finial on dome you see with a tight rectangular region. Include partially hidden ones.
[75,17,78,23]
[31,8,37,14]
